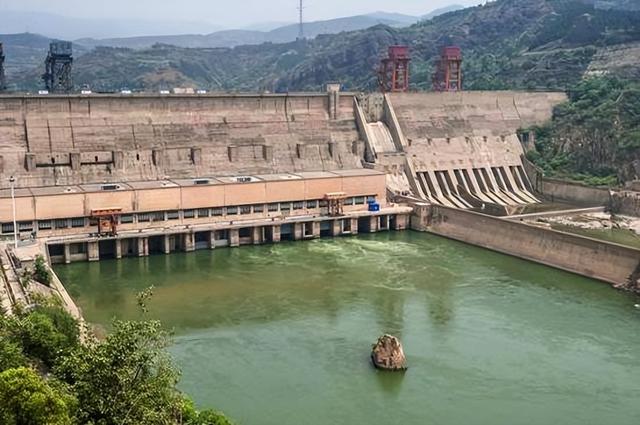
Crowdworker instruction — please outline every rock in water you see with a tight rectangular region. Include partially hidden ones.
[371,334,407,371]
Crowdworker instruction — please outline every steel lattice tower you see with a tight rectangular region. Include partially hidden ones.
[432,46,462,92]
[378,46,411,93]
[298,0,305,39]
[42,41,73,93]
[0,43,6,92]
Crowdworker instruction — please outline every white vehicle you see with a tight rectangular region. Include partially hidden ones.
[197,89,207,94]
[120,89,132,94]
[81,90,92,95]
[159,90,170,95]
[38,90,49,95]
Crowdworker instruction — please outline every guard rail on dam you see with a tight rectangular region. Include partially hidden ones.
[412,204,640,290]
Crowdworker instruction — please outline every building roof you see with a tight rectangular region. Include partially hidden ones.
[126,180,179,190]
[0,169,383,198]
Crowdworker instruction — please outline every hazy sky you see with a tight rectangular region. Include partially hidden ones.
[0,0,481,27]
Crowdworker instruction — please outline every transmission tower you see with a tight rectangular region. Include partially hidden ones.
[0,43,6,92]
[298,0,305,40]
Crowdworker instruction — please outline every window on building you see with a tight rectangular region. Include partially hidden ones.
[137,213,150,222]
[197,209,210,218]
[1,223,14,234]
[69,243,87,254]
[306,200,318,209]
[151,211,168,221]
[38,220,52,230]
[268,203,279,212]
[48,244,64,256]
[120,214,134,224]
[240,205,252,215]
[55,219,69,229]
[71,218,85,228]
[344,198,354,206]
[18,222,33,232]
[183,209,196,219]
[226,207,238,215]
[354,196,366,205]
[212,208,224,217]
[253,204,264,213]
[280,203,291,212]
[319,200,328,208]
[293,201,304,210]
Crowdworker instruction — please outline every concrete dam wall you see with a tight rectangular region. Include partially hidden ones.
[386,91,567,210]
[0,93,363,189]
[414,204,640,288]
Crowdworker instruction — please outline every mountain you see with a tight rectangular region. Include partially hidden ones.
[8,0,640,93]
[242,21,294,32]
[0,33,88,86]
[595,0,640,11]
[0,10,221,40]
[421,5,466,20]
[365,12,420,25]
[74,13,419,50]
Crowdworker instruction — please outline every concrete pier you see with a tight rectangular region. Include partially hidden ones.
[46,211,412,264]
[88,242,99,262]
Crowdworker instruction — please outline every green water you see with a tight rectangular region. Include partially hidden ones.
[55,232,640,425]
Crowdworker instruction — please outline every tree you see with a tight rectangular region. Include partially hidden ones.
[11,304,80,368]
[55,320,184,425]
[0,367,76,425]
[181,397,234,425]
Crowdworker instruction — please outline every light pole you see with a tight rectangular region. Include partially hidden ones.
[9,176,17,249]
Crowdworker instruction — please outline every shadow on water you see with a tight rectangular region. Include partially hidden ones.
[374,367,406,397]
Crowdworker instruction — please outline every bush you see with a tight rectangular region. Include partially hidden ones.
[33,255,52,286]
[182,397,234,425]
[5,302,80,369]
[55,320,184,425]
[0,367,76,425]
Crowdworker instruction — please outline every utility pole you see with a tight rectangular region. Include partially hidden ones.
[9,176,17,249]
[298,0,304,40]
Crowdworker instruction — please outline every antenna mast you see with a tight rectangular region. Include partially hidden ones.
[298,0,304,39]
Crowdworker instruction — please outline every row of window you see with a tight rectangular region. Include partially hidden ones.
[0,197,374,234]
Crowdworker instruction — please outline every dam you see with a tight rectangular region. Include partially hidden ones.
[1,88,639,293]
[1,87,640,425]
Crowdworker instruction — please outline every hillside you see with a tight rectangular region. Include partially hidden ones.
[5,0,640,93]
[12,0,634,93]
[527,76,640,184]
[0,33,87,87]
[74,13,420,50]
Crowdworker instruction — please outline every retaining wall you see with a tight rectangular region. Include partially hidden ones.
[414,204,640,288]
[523,158,611,205]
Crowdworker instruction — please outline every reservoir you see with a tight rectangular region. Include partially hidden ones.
[55,232,640,425]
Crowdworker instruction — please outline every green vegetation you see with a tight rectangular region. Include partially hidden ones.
[7,0,638,92]
[33,255,52,286]
[526,76,640,186]
[0,296,233,424]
